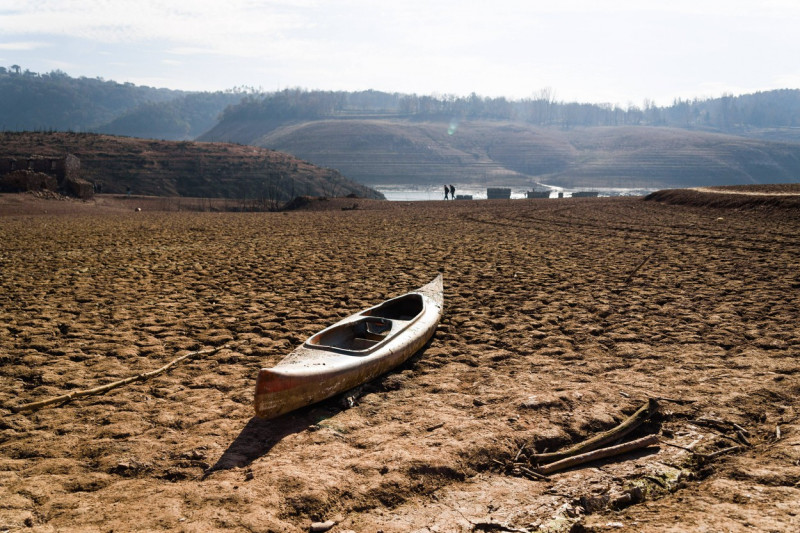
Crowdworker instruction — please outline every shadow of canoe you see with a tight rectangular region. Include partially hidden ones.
[203,409,320,476]
[204,334,439,477]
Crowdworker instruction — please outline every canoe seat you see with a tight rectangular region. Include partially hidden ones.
[361,293,423,321]
[307,317,394,353]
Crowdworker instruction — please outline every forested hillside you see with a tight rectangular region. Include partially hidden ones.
[0,69,175,131]
[215,87,800,137]
[5,68,800,141]
[0,68,244,139]
[96,92,244,140]
[4,68,800,191]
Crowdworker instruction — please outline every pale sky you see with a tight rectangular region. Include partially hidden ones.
[1,0,799,107]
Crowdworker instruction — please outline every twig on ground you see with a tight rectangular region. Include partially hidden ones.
[514,443,527,462]
[10,344,230,413]
[529,398,659,464]
[643,475,667,488]
[736,430,751,447]
[662,440,743,462]
[688,418,750,447]
[692,417,748,435]
[683,436,704,450]
[517,465,549,481]
[714,432,745,446]
[662,441,701,455]
[470,520,529,533]
[536,434,661,475]
[704,445,741,460]
[623,253,655,285]
[447,505,530,533]
[653,396,697,405]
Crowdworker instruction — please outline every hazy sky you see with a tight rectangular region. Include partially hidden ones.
[1,0,799,106]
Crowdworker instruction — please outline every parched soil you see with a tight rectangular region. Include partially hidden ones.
[696,184,800,195]
[647,184,800,210]
[1,191,799,532]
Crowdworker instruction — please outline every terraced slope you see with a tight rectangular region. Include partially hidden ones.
[1,131,383,200]
[200,118,800,189]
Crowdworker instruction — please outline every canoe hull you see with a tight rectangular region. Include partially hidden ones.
[254,275,443,419]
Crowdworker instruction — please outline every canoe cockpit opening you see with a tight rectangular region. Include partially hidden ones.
[307,317,393,352]
[361,293,424,321]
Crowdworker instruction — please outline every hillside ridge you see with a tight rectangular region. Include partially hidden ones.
[200,118,800,189]
[0,132,383,201]
[4,70,800,190]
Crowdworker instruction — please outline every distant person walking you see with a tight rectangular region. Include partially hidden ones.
[450,184,456,199]
[444,184,449,200]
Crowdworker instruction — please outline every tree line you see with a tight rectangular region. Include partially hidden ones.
[4,66,800,138]
[220,87,800,132]
[0,67,247,139]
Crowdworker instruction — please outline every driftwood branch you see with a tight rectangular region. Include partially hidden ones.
[661,441,698,454]
[10,345,229,413]
[517,465,549,481]
[529,398,659,464]
[652,395,697,405]
[690,417,732,432]
[537,434,661,475]
[703,445,741,460]
[623,253,654,285]
[662,440,742,462]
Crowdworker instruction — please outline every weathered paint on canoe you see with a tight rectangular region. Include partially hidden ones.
[254,274,443,419]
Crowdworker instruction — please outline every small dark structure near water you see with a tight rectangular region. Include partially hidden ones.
[527,190,551,199]
[487,187,511,199]
[0,154,93,199]
[572,191,599,198]
[455,194,473,200]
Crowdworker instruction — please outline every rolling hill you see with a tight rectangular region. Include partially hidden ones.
[0,132,383,200]
[199,118,800,189]
[4,70,800,191]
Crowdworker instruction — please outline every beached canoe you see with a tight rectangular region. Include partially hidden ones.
[254,274,444,419]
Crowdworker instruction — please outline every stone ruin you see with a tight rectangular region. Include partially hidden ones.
[0,154,94,199]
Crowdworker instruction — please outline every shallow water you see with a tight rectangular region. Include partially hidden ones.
[373,185,658,201]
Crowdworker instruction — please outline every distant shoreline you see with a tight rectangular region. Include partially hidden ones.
[374,186,659,201]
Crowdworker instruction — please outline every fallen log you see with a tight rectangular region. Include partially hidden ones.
[10,345,229,413]
[529,398,659,464]
[537,434,661,475]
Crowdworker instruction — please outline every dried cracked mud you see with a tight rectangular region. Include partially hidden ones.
[1,191,799,532]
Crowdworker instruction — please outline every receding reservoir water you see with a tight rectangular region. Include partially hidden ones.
[373,185,658,201]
